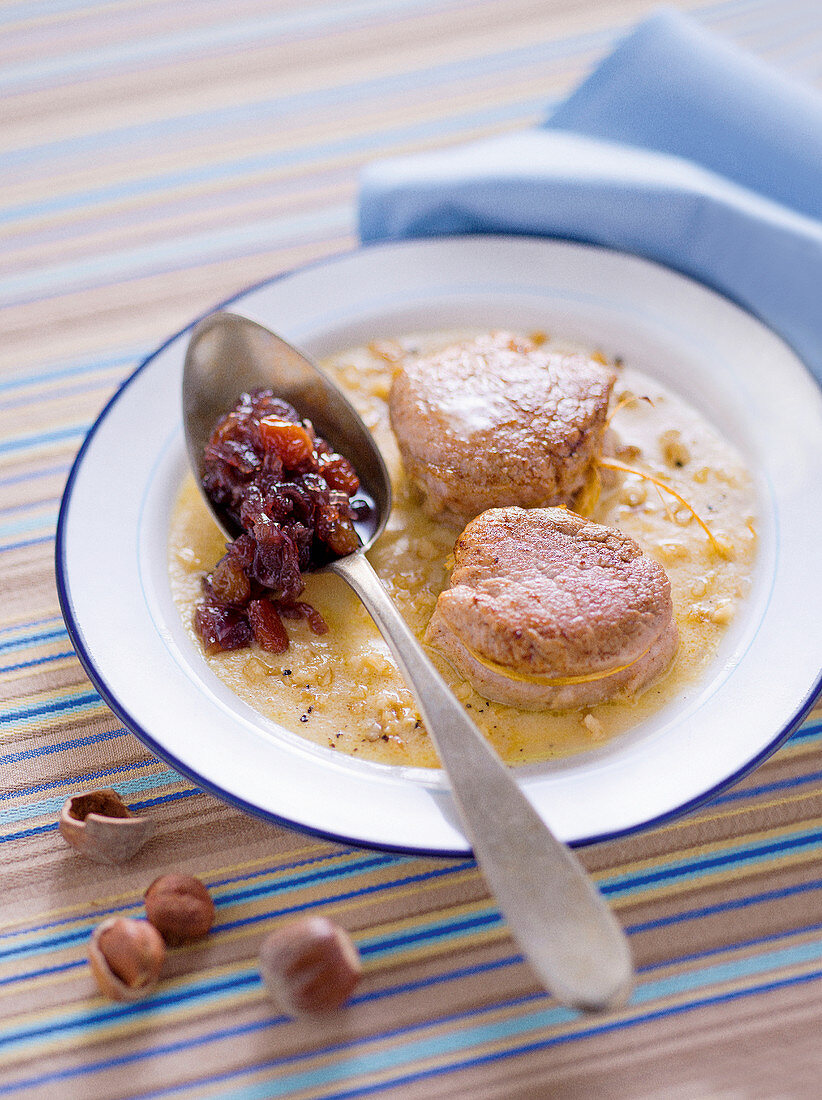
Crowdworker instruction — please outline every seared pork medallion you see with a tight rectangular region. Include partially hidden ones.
[426,508,679,710]
[388,332,615,527]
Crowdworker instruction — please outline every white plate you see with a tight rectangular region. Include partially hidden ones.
[56,237,822,855]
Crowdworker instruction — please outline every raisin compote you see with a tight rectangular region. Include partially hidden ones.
[194,389,364,654]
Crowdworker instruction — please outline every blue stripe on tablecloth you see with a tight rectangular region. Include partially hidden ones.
[0,849,359,941]
[166,970,822,1100]
[0,0,133,25]
[0,465,72,491]
[6,815,822,966]
[0,758,157,802]
[4,98,546,221]
[0,350,143,395]
[0,535,54,554]
[0,855,432,959]
[199,864,468,936]
[12,867,805,976]
[4,65,556,174]
[789,721,822,741]
[0,980,539,1095]
[1,525,57,551]
[4,0,799,167]
[0,624,67,650]
[0,963,530,1090]
[602,827,822,897]
[0,803,192,847]
[0,0,785,38]
[0,689,104,723]
[0,497,59,518]
[0,651,75,674]
[0,425,89,457]
[3,3,813,318]
[0,727,128,766]
[207,849,358,890]
[0,862,476,987]
[4,935,822,1098]
[0,958,85,988]
[132,961,822,1100]
[0,0,489,95]
[0,378,126,414]
[1,205,353,306]
[0,510,57,546]
[3,0,802,176]
[0,769,185,825]
[710,765,822,802]
[627,878,822,936]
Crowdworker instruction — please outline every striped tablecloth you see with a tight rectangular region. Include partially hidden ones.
[3,1,822,1096]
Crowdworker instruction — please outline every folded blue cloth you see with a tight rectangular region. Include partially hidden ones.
[359,8,822,383]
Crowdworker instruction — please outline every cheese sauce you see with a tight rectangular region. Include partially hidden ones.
[168,332,757,767]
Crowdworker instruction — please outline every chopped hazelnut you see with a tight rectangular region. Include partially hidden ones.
[690,576,709,598]
[364,720,384,742]
[582,713,604,740]
[709,598,735,625]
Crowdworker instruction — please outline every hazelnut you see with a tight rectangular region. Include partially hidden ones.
[89,917,165,1001]
[259,917,362,1016]
[59,789,154,864]
[144,874,215,945]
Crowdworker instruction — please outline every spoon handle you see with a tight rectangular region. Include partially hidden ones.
[329,550,633,1013]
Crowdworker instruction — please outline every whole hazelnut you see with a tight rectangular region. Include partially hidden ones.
[259,917,362,1016]
[144,874,215,945]
[89,917,165,1001]
[59,789,154,864]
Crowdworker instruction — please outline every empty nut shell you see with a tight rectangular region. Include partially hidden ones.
[144,874,215,945]
[259,917,362,1016]
[59,789,154,864]
[89,917,165,1001]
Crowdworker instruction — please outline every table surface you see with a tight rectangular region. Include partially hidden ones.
[3,1,822,1097]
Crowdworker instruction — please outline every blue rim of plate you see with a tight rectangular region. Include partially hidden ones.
[55,236,822,857]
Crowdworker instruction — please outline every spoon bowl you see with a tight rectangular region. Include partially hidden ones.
[183,310,389,548]
[183,309,633,1013]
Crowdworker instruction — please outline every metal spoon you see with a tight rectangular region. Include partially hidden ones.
[183,309,633,1013]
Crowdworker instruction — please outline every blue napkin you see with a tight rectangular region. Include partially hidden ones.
[359,8,822,383]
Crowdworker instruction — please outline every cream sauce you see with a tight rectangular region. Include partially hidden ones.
[168,332,757,767]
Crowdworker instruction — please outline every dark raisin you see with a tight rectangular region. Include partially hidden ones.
[210,555,251,606]
[195,603,253,654]
[247,599,289,653]
[318,453,360,495]
[279,601,329,635]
